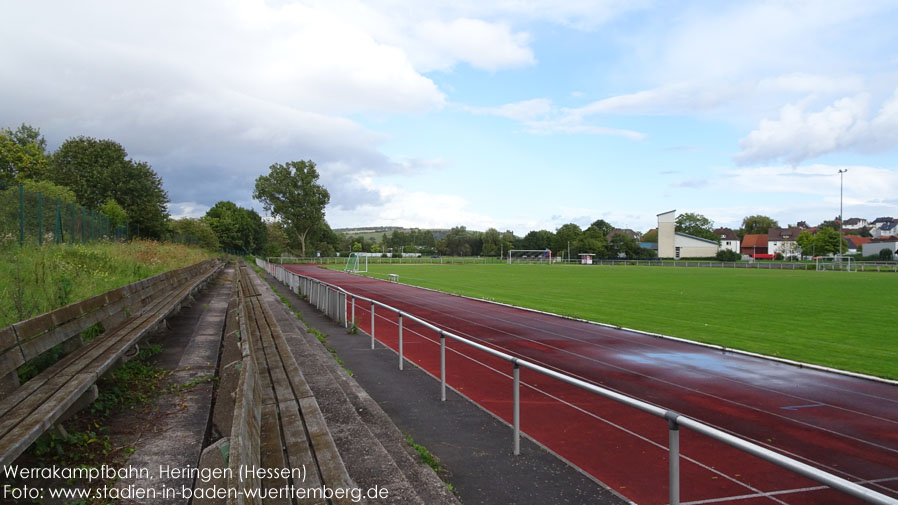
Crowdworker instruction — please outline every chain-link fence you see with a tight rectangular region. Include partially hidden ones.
[2,184,129,246]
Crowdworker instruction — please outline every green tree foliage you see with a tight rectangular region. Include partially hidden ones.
[520,229,555,250]
[608,232,641,259]
[879,248,895,261]
[17,179,77,204]
[676,212,719,242]
[589,219,615,237]
[99,199,129,229]
[795,228,847,257]
[170,217,220,250]
[48,136,169,237]
[443,226,473,256]
[253,160,330,257]
[795,231,816,257]
[739,215,779,239]
[814,226,846,255]
[481,228,502,256]
[641,229,658,243]
[574,226,607,258]
[554,223,582,259]
[716,249,741,261]
[1,124,49,189]
[203,201,266,254]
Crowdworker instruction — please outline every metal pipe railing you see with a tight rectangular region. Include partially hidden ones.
[255,258,898,505]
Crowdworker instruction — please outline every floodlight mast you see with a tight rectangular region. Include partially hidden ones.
[839,169,847,258]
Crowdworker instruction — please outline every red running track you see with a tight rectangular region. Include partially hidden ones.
[283,265,898,505]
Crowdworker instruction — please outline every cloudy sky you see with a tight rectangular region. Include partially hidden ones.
[3,0,898,234]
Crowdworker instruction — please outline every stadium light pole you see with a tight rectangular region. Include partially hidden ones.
[838,168,847,258]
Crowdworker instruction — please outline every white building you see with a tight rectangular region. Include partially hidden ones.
[714,228,740,253]
[872,220,898,238]
[862,238,898,259]
[842,218,867,230]
[767,227,802,259]
[657,210,720,259]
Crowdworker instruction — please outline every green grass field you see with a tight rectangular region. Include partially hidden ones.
[332,264,898,379]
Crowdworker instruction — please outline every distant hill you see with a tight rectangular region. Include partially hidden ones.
[335,226,452,242]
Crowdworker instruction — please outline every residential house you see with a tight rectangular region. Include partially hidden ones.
[740,234,768,257]
[842,218,868,230]
[872,219,898,238]
[714,228,740,253]
[767,227,802,259]
[606,228,642,241]
[844,236,872,255]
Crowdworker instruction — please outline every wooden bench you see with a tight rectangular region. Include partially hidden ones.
[215,265,354,504]
[0,258,222,466]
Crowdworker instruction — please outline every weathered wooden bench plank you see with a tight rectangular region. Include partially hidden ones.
[0,259,222,467]
[0,374,94,466]
[258,403,290,505]
[277,400,326,503]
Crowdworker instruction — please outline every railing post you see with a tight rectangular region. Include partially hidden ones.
[440,330,446,401]
[667,412,681,505]
[351,296,356,326]
[398,313,404,370]
[371,302,375,349]
[513,361,520,455]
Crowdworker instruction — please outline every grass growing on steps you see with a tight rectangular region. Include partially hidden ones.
[0,240,214,327]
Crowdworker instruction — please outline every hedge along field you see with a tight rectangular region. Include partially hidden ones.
[333,263,898,380]
[0,240,215,328]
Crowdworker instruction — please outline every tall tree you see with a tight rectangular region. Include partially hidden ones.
[740,215,779,239]
[676,212,719,242]
[48,136,169,237]
[203,201,265,254]
[590,219,615,237]
[609,232,640,258]
[481,228,502,256]
[554,223,583,259]
[575,226,607,258]
[1,124,49,189]
[253,160,330,257]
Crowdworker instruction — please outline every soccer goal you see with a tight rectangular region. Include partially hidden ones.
[507,249,552,264]
[345,252,368,273]
[816,256,855,272]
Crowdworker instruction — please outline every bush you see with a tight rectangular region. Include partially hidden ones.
[715,249,741,262]
[879,248,895,261]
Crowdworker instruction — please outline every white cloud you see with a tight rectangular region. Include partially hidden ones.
[736,89,898,165]
[467,98,646,140]
[413,18,534,71]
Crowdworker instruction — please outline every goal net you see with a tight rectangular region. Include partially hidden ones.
[507,249,552,264]
[345,252,368,273]
[816,256,855,272]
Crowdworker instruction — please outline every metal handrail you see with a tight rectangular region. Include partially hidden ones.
[257,258,898,505]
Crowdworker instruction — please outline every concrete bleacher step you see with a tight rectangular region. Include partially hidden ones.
[251,270,459,505]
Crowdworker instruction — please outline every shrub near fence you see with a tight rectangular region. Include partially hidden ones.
[1,184,127,246]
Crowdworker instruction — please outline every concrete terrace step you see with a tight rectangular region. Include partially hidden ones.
[248,268,459,505]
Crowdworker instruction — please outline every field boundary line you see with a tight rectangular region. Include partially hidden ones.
[343,268,898,387]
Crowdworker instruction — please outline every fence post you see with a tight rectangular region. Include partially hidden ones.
[513,361,520,455]
[440,330,446,401]
[18,184,24,247]
[70,203,75,244]
[370,303,376,349]
[55,198,61,244]
[351,296,356,326]
[398,313,404,371]
[38,192,43,246]
[667,413,681,505]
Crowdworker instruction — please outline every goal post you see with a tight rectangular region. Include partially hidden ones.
[345,252,368,273]
[507,249,552,264]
